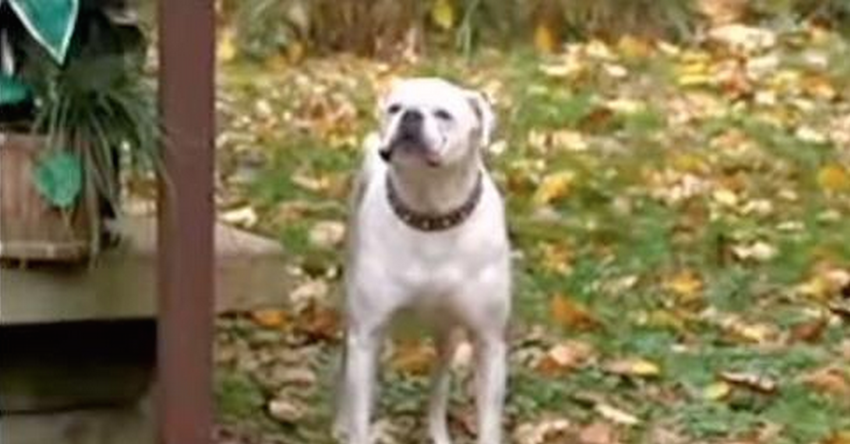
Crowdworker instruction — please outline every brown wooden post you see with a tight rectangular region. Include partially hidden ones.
[156,0,216,443]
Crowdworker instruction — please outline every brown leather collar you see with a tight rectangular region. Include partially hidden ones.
[386,172,483,232]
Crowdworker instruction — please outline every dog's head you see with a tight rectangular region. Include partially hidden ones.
[378,78,495,168]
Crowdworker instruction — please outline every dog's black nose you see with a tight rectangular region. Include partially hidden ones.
[399,110,423,134]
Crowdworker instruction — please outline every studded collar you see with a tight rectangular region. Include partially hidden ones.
[386,171,483,232]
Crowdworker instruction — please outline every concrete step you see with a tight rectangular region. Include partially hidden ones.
[0,216,295,325]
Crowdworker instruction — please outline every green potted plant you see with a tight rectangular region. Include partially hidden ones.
[0,0,158,262]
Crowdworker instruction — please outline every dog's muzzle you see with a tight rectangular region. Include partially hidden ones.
[380,110,438,165]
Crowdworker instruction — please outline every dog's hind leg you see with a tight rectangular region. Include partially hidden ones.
[332,340,350,441]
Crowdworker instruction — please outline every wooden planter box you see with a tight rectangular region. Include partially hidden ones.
[0,132,93,262]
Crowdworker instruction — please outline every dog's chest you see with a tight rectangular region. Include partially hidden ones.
[356,187,505,297]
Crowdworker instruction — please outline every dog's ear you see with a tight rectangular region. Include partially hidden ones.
[467,90,496,148]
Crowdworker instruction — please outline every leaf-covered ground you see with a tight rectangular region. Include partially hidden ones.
[213,23,850,444]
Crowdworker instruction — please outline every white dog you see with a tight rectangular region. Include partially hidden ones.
[334,78,512,444]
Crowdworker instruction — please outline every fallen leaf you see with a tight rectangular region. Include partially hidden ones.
[732,241,777,262]
[537,340,596,375]
[641,309,687,332]
[703,381,733,400]
[290,279,330,311]
[514,418,573,444]
[298,304,340,341]
[578,421,619,444]
[719,371,778,394]
[251,309,288,329]
[221,206,258,228]
[710,312,779,344]
[818,164,850,193]
[707,24,777,53]
[800,366,850,399]
[788,316,828,343]
[391,340,437,375]
[797,126,829,144]
[802,74,837,100]
[270,367,317,388]
[292,171,330,192]
[308,220,346,249]
[712,188,739,207]
[534,171,575,206]
[551,294,600,331]
[649,425,688,444]
[551,130,589,151]
[595,403,639,426]
[730,321,778,344]
[605,358,662,377]
[663,270,704,305]
[268,398,303,423]
[604,98,646,115]
[821,430,850,444]
[617,35,653,60]
[697,0,748,25]
[539,242,572,275]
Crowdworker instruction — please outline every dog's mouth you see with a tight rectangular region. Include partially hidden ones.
[380,134,442,167]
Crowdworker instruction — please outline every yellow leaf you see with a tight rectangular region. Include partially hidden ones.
[818,164,850,193]
[642,309,687,332]
[822,431,850,444]
[391,340,437,375]
[617,35,653,60]
[537,340,596,375]
[796,275,833,301]
[712,188,739,206]
[663,270,704,304]
[540,242,572,275]
[533,171,574,206]
[702,381,733,400]
[605,358,662,377]
[670,153,707,173]
[677,73,714,87]
[802,74,837,100]
[251,309,288,328]
[534,23,557,54]
[734,322,776,344]
[631,359,662,376]
[551,294,600,331]
[595,403,639,425]
[430,0,455,30]
[719,370,778,394]
[218,28,237,63]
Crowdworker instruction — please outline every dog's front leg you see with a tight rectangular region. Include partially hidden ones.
[428,329,460,444]
[339,321,384,444]
[474,334,507,444]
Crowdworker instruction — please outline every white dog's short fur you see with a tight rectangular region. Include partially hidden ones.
[334,78,511,444]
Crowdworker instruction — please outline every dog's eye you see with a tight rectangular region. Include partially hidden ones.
[387,104,402,115]
[434,109,452,120]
